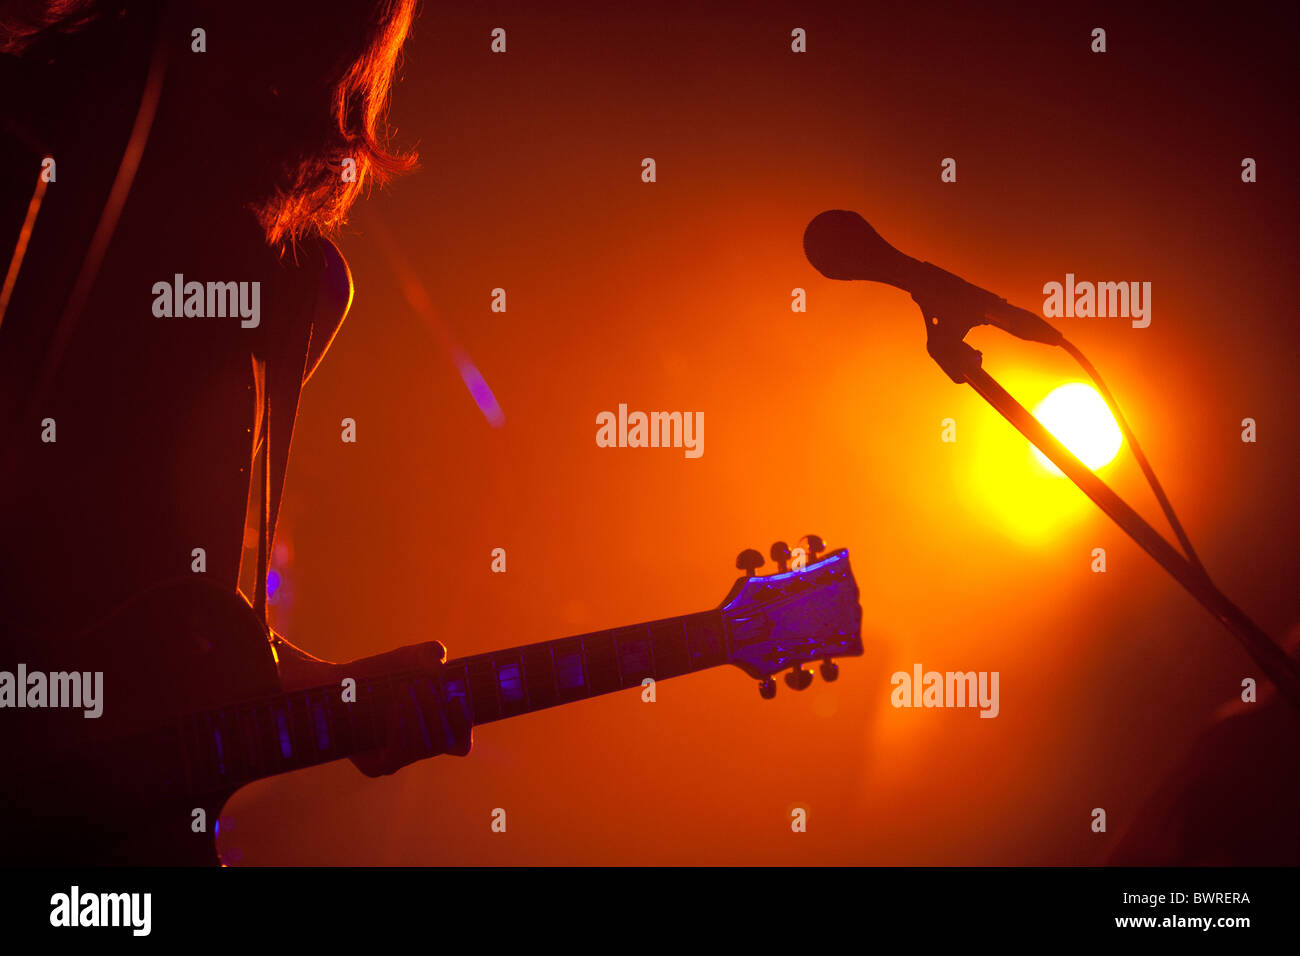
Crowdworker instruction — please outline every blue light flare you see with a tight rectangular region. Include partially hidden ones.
[453,348,505,428]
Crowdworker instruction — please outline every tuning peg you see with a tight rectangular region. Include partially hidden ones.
[758,677,777,699]
[819,659,839,682]
[784,665,814,691]
[770,541,791,573]
[736,548,765,577]
[799,534,825,563]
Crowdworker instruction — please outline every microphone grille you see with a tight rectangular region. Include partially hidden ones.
[803,210,909,286]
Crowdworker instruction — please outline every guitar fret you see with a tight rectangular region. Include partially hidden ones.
[293,692,308,760]
[551,638,587,703]
[578,636,592,696]
[547,644,561,701]
[274,698,293,762]
[491,657,505,715]
[614,626,653,686]
[465,656,502,723]
[267,701,283,766]
[520,645,559,711]
[441,661,471,732]
[237,705,257,782]
[227,707,242,782]
[247,704,267,780]
[645,624,658,679]
[237,704,250,778]
[233,709,247,779]
[515,652,531,711]
[650,619,692,678]
[223,709,240,781]
[686,612,728,669]
[450,666,469,718]
[610,633,625,687]
[493,651,528,718]
[310,689,331,753]
[581,631,621,695]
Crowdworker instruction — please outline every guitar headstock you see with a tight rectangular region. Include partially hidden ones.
[720,536,863,698]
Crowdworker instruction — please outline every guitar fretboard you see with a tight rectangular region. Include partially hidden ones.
[172,609,729,799]
[443,609,727,724]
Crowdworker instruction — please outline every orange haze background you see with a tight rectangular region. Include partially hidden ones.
[218,1,1300,864]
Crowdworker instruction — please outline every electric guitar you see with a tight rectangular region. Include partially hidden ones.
[1,539,861,865]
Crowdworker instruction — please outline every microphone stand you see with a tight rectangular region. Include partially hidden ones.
[922,313,1300,717]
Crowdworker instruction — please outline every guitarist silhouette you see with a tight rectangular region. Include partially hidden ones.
[1,0,868,867]
[0,0,472,863]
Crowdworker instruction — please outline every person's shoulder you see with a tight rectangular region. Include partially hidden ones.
[302,236,354,383]
[317,236,354,319]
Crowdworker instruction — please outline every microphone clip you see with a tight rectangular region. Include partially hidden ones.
[912,290,986,384]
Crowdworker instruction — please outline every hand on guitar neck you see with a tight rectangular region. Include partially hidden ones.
[273,634,473,776]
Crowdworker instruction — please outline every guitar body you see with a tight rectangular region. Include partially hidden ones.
[1,578,279,866]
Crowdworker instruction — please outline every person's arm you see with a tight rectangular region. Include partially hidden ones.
[270,241,472,774]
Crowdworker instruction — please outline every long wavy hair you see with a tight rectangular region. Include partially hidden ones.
[1,0,419,248]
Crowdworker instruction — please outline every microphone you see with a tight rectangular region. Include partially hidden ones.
[803,210,1062,347]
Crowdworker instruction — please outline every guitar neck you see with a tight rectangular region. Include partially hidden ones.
[173,608,731,798]
[442,608,728,725]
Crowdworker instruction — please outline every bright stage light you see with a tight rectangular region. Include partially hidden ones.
[1031,383,1122,473]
